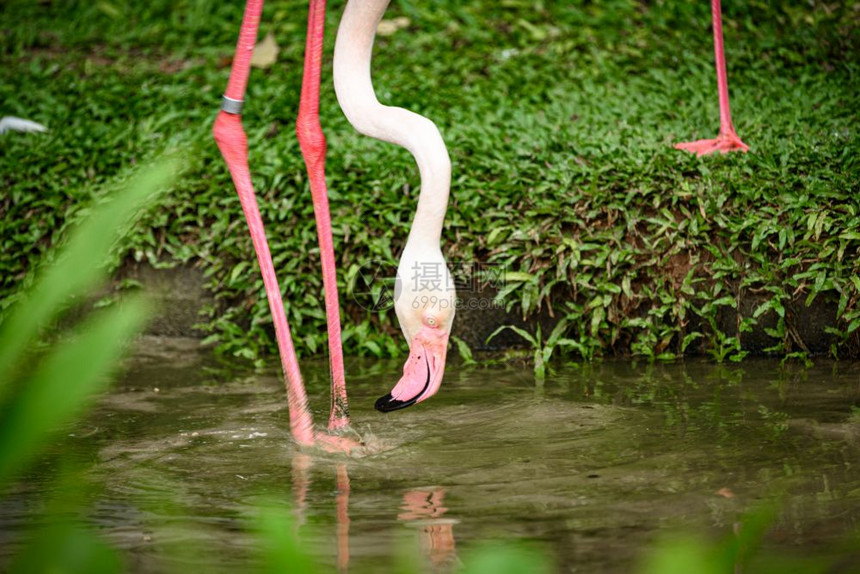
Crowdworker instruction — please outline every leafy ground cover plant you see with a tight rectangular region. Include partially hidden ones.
[1,0,857,365]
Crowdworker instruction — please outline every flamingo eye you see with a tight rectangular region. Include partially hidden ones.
[426,316,437,327]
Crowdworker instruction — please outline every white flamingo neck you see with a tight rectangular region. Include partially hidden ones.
[333,0,451,249]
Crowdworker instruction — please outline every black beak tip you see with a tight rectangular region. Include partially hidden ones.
[377,356,432,413]
[375,393,419,413]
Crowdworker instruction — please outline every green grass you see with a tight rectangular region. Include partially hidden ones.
[1,0,858,364]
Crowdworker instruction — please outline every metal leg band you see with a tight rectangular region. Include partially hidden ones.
[221,96,244,115]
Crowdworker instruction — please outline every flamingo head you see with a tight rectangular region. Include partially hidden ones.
[375,310,452,413]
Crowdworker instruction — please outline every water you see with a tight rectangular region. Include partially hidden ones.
[3,337,860,572]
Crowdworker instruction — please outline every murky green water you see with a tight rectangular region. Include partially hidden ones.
[4,338,860,572]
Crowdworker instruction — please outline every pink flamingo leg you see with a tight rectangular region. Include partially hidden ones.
[675,0,749,156]
[213,0,314,446]
[297,0,350,432]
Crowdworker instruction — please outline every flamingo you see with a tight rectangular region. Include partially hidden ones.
[212,0,747,451]
[334,0,455,413]
[675,0,749,155]
[213,0,453,452]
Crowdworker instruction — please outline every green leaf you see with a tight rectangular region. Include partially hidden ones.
[753,300,773,319]
[486,226,508,246]
[461,544,552,574]
[0,161,174,391]
[9,522,123,574]
[486,325,537,347]
[590,306,605,336]
[504,271,536,283]
[546,318,569,348]
[639,535,722,574]
[254,502,319,574]
[533,348,546,380]
[452,335,476,365]
[681,332,702,353]
[772,298,785,318]
[622,275,633,298]
[363,340,383,357]
[0,296,150,489]
[229,261,249,283]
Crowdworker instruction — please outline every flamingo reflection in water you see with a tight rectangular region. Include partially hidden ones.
[291,455,458,572]
[399,488,459,570]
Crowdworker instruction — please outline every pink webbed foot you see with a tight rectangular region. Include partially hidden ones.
[675,130,749,156]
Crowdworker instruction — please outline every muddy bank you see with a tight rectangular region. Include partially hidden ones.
[118,262,855,357]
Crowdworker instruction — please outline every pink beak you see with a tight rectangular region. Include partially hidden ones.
[375,325,449,412]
